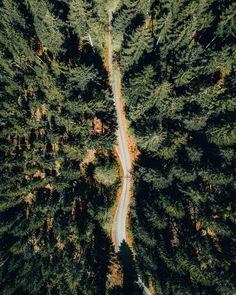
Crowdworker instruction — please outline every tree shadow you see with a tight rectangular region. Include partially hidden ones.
[110,240,144,295]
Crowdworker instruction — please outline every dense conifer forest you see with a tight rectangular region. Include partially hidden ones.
[115,0,236,294]
[0,0,235,294]
[0,1,119,294]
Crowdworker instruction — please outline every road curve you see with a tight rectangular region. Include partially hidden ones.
[108,11,151,295]
[108,11,131,252]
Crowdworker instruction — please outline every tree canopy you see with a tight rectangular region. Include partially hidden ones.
[113,0,236,293]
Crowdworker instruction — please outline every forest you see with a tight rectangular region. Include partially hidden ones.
[0,0,235,295]
[0,0,120,294]
[115,0,236,294]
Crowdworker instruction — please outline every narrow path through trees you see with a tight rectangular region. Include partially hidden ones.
[107,9,151,295]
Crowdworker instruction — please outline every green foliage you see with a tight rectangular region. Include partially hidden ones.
[121,25,154,73]
[118,0,236,293]
[0,1,117,294]
[94,164,119,186]
[1,0,236,294]
[67,0,108,51]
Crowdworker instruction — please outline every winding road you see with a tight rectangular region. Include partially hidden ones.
[108,11,131,253]
[108,10,151,295]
